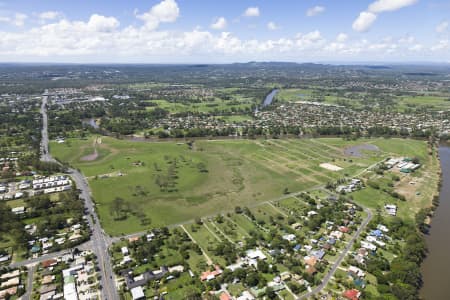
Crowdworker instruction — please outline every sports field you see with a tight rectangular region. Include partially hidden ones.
[50,137,428,235]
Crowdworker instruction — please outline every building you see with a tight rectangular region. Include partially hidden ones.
[246,249,267,260]
[343,289,361,300]
[200,265,223,281]
[384,204,397,216]
[130,286,145,300]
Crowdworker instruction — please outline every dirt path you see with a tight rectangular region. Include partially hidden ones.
[80,137,100,161]
[249,151,322,184]
[209,221,236,245]
[268,202,289,218]
[180,225,213,265]
[203,222,223,242]
[224,216,251,238]
[256,141,335,181]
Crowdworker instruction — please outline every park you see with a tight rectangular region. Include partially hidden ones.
[50,136,432,236]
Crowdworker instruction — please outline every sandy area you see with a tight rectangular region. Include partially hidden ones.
[320,163,343,171]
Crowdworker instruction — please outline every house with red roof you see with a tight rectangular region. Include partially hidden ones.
[220,291,233,300]
[41,259,57,268]
[200,265,223,281]
[343,289,361,300]
[339,226,350,233]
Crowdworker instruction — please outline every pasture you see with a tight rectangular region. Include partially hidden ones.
[50,137,428,235]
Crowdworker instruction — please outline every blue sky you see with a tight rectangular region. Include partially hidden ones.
[0,0,449,63]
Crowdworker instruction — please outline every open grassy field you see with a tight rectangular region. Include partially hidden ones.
[50,137,431,235]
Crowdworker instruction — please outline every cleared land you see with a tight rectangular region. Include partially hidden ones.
[50,137,429,235]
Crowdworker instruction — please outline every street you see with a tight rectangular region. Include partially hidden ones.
[37,92,119,300]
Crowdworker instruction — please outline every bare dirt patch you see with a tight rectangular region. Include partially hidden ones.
[80,148,98,161]
[80,136,101,161]
[320,163,343,171]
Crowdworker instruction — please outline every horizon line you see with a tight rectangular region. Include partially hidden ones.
[1,61,450,66]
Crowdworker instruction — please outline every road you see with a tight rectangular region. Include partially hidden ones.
[9,241,92,269]
[298,207,373,299]
[22,265,35,300]
[38,92,119,300]
[40,94,52,162]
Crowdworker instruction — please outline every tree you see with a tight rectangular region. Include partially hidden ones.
[266,287,277,299]
[110,197,125,219]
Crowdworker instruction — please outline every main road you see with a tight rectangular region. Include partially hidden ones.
[39,92,118,300]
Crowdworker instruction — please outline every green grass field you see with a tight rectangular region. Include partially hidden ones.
[50,136,430,235]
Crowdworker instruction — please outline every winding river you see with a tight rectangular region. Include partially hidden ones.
[255,89,279,113]
[262,89,279,107]
[420,144,450,299]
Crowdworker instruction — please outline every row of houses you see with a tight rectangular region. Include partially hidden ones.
[0,175,72,200]
[38,250,99,300]
[0,269,23,299]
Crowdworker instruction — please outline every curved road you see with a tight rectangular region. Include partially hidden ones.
[39,92,119,300]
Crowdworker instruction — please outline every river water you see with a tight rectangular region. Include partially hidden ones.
[420,145,450,299]
[262,89,279,108]
[82,118,99,129]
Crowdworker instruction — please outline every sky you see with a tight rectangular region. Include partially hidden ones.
[0,0,449,63]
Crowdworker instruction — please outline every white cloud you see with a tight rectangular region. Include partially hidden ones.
[353,0,418,32]
[336,33,348,43]
[398,35,415,43]
[0,12,27,26]
[38,11,62,20]
[211,17,227,30]
[243,7,260,17]
[0,8,445,62]
[436,21,448,33]
[352,12,377,32]
[431,39,449,51]
[368,0,418,13]
[306,6,325,17]
[267,21,279,31]
[409,44,423,51]
[137,0,180,30]
[87,14,119,32]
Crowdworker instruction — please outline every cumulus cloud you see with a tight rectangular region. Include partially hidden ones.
[431,39,449,51]
[38,11,62,20]
[336,33,348,43]
[137,0,180,30]
[0,4,445,62]
[243,7,260,17]
[211,17,227,30]
[267,21,279,31]
[368,0,418,13]
[87,14,119,32]
[0,12,27,26]
[352,12,377,32]
[436,21,448,33]
[353,0,418,32]
[306,6,325,17]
